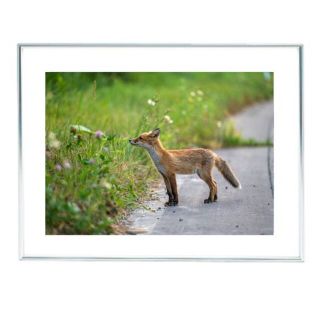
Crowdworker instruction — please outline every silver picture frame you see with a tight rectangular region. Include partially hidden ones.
[18,44,304,261]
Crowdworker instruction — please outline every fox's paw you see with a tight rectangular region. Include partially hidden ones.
[165,200,178,207]
[204,194,218,204]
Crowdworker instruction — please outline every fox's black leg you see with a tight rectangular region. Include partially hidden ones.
[160,173,175,206]
[165,193,175,206]
[168,174,178,206]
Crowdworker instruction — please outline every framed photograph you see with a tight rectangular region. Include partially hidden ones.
[18,44,303,261]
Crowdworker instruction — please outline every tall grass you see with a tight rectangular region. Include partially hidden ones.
[46,72,273,234]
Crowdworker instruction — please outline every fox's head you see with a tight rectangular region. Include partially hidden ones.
[129,128,160,149]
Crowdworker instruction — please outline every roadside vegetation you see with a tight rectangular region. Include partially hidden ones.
[46,72,273,234]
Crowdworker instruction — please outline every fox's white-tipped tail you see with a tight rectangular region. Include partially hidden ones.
[237,184,242,190]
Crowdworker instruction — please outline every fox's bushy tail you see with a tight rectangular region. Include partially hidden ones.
[215,156,241,189]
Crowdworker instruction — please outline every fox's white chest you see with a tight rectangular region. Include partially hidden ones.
[147,148,166,174]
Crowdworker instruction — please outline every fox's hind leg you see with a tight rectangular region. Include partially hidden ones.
[197,169,217,203]
[203,175,217,203]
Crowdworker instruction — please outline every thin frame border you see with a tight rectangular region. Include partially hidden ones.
[17,43,304,262]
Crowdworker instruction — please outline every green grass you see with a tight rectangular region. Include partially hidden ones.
[46,72,273,234]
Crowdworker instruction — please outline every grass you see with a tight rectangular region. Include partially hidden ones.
[46,72,273,234]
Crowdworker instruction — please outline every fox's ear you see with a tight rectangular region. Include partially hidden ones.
[151,128,160,138]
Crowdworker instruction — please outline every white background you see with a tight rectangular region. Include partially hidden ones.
[0,1,318,320]
[21,46,300,259]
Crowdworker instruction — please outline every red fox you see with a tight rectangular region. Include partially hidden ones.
[129,128,241,206]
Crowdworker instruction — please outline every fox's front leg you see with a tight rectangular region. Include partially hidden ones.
[160,173,178,206]
[168,173,178,206]
[160,173,174,206]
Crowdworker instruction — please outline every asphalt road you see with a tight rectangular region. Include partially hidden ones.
[231,101,274,142]
[126,101,274,235]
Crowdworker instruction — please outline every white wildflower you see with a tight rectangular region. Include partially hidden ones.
[197,90,204,96]
[164,115,173,124]
[216,121,222,128]
[63,160,72,169]
[100,178,112,190]
[48,132,56,140]
[48,132,61,149]
[147,99,156,106]
[49,140,61,149]
[190,91,196,97]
